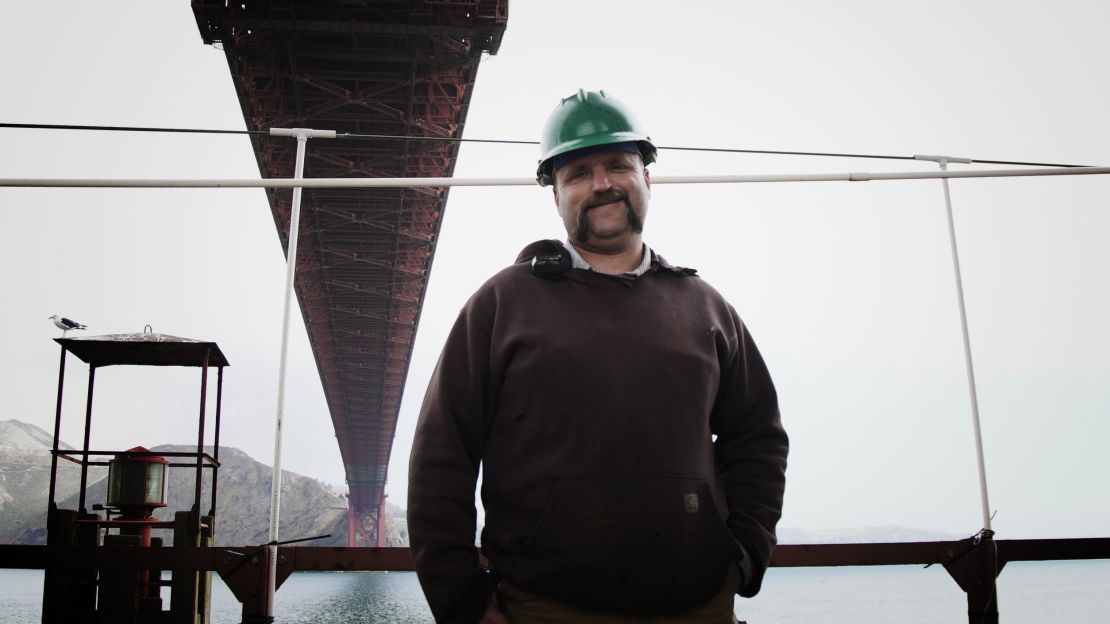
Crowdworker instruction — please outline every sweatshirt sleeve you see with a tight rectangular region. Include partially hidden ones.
[711,312,788,598]
[408,290,498,623]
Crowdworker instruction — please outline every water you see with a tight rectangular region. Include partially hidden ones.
[742,561,1110,623]
[210,571,434,623]
[1,560,1107,623]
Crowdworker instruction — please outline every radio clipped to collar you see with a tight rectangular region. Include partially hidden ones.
[530,246,572,280]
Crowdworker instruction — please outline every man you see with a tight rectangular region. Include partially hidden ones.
[408,89,788,623]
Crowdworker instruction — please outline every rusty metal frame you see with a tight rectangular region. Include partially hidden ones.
[48,344,226,523]
[3,538,1108,622]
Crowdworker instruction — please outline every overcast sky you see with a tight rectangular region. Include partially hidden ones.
[1,1,1107,541]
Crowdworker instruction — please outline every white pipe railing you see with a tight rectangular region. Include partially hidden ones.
[922,156,994,532]
[264,127,335,617]
[1,166,1109,189]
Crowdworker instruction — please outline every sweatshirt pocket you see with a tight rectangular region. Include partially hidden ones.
[507,477,736,614]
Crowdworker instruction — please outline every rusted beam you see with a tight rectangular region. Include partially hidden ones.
[0,545,415,572]
[998,537,1110,562]
[7,539,1109,573]
[768,537,1110,567]
[770,541,950,567]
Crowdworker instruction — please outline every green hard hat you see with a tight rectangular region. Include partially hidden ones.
[536,89,657,187]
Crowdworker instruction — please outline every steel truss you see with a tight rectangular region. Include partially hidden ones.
[192,0,507,546]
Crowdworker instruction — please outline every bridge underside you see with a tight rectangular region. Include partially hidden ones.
[193,0,506,545]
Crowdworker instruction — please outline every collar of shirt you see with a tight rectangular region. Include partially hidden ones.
[560,240,653,277]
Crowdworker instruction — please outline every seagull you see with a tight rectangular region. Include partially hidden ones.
[49,315,87,336]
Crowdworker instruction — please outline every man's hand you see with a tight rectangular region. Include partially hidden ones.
[479,596,509,624]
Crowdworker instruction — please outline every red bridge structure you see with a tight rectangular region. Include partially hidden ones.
[192,0,508,547]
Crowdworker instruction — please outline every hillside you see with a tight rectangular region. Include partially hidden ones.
[0,419,105,543]
[0,420,406,547]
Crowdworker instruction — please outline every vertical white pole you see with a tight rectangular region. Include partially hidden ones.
[933,157,993,531]
[265,127,335,616]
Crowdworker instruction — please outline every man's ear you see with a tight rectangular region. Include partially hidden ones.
[552,186,561,211]
[644,167,651,195]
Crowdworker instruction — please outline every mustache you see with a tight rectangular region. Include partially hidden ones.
[574,194,644,243]
[581,190,629,210]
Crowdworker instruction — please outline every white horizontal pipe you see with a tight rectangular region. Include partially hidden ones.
[1,166,1109,189]
[657,166,1110,184]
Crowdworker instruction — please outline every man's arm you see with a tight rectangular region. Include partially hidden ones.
[408,295,497,623]
[711,314,789,597]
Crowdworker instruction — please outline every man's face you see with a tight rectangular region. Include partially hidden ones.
[552,150,651,251]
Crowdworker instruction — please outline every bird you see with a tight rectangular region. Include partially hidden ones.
[49,315,87,336]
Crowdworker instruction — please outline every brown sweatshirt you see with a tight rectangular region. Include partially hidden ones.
[408,240,787,623]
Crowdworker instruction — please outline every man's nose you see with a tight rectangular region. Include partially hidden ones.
[590,169,612,192]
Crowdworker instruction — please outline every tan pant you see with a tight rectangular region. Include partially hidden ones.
[495,565,742,624]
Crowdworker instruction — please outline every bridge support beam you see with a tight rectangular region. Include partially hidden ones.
[349,497,389,547]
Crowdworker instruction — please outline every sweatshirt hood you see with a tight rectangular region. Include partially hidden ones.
[515,239,564,264]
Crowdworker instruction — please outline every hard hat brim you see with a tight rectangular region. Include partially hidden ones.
[536,136,657,186]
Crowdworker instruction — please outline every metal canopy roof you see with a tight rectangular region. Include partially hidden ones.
[56,333,229,368]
